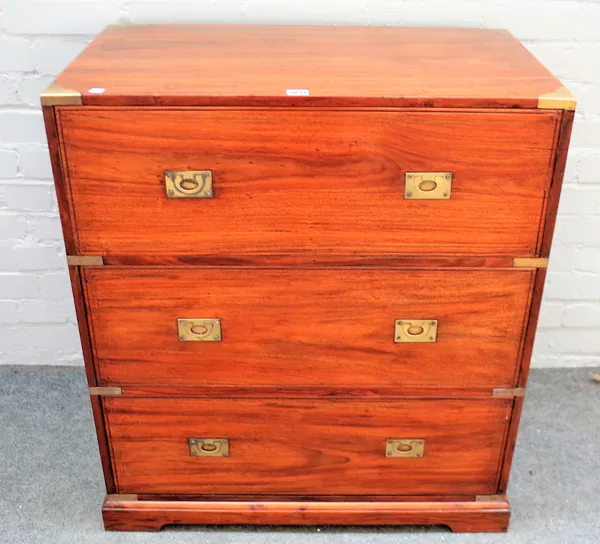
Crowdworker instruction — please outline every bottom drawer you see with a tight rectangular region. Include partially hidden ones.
[105,397,512,496]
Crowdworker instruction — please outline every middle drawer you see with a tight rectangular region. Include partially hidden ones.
[84,267,533,388]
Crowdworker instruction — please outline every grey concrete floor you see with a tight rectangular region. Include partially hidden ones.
[0,366,599,544]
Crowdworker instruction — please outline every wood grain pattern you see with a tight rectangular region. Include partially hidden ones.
[102,496,510,532]
[42,25,576,532]
[134,493,477,502]
[89,396,117,494]
[118,385,497,398]
[497,128,573,485]
[100,254,517,268]
[57,108,557,257]
[55,25,559,111]
[540,111,575,257]
[42,106,76,254]
[68,266,97,385]
[496,113,574,494]
[84,268,534,388]
[498,269,549,493]
[68,266,116,493]
[103,397,512,495]
[497,397,523,494]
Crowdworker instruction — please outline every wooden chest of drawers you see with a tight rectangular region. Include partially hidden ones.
[42,25,575,533]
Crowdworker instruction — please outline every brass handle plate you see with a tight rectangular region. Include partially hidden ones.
[385,439,425,458]
[189,438,230,457]
[165,170,213,198]
[394,319,438,343]
[405,172,452,200]
[177,318,222,342]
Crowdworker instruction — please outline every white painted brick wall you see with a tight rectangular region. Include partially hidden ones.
[0,0,599,368]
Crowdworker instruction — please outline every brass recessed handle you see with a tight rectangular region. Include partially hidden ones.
[418,179,438,192]
[406,324,424,335]
[405,172,452,199]
[177,318,222,342]
[189,438,230,457]
[165,170,213,198]
[385,439,425,457]
[394,319,438,343]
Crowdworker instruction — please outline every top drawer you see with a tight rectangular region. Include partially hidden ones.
[57,108,558,256]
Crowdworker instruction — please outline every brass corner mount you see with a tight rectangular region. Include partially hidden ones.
[41,82,82,106]
[538,86,576,111]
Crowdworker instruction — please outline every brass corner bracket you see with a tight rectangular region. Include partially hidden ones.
[475,495,506,503]
[89,387,122,396]
[41,82,82,106]
[67,256,104,266]
[105,494,138,502]
[513,257,548,269]
[538,86,576,111]
[493,387,525,398]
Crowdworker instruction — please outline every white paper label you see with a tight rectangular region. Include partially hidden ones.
[88,87,106,94]
[286,89,310,96]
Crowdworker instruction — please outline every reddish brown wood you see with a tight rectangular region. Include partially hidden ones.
[517,270,549,388]
[68,267,115,491]
[119,385,496,398]
[496,114,574,493]
[84,267,534,388]
[491,111,574,494]
[101,254,516,268]
[540,110,575,256]
[497,397,523,494]
[68,266,97,385]
[42,25,576,533]
[89,396,117,494]
[103,397,512,495]
[497,268,548,492]
[57,108,557,257]
[135,493,476,502]
[42,106,76,254]
[65,268,116,493]
[492,269,547,495]
[102,496,510,532]
[56,25,558,111]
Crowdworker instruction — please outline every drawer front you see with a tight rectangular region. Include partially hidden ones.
[85,268,533,387]
[105,397,511,495]
[59,108,557,256]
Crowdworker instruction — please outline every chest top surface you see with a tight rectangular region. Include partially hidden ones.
[43,24,572,109]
